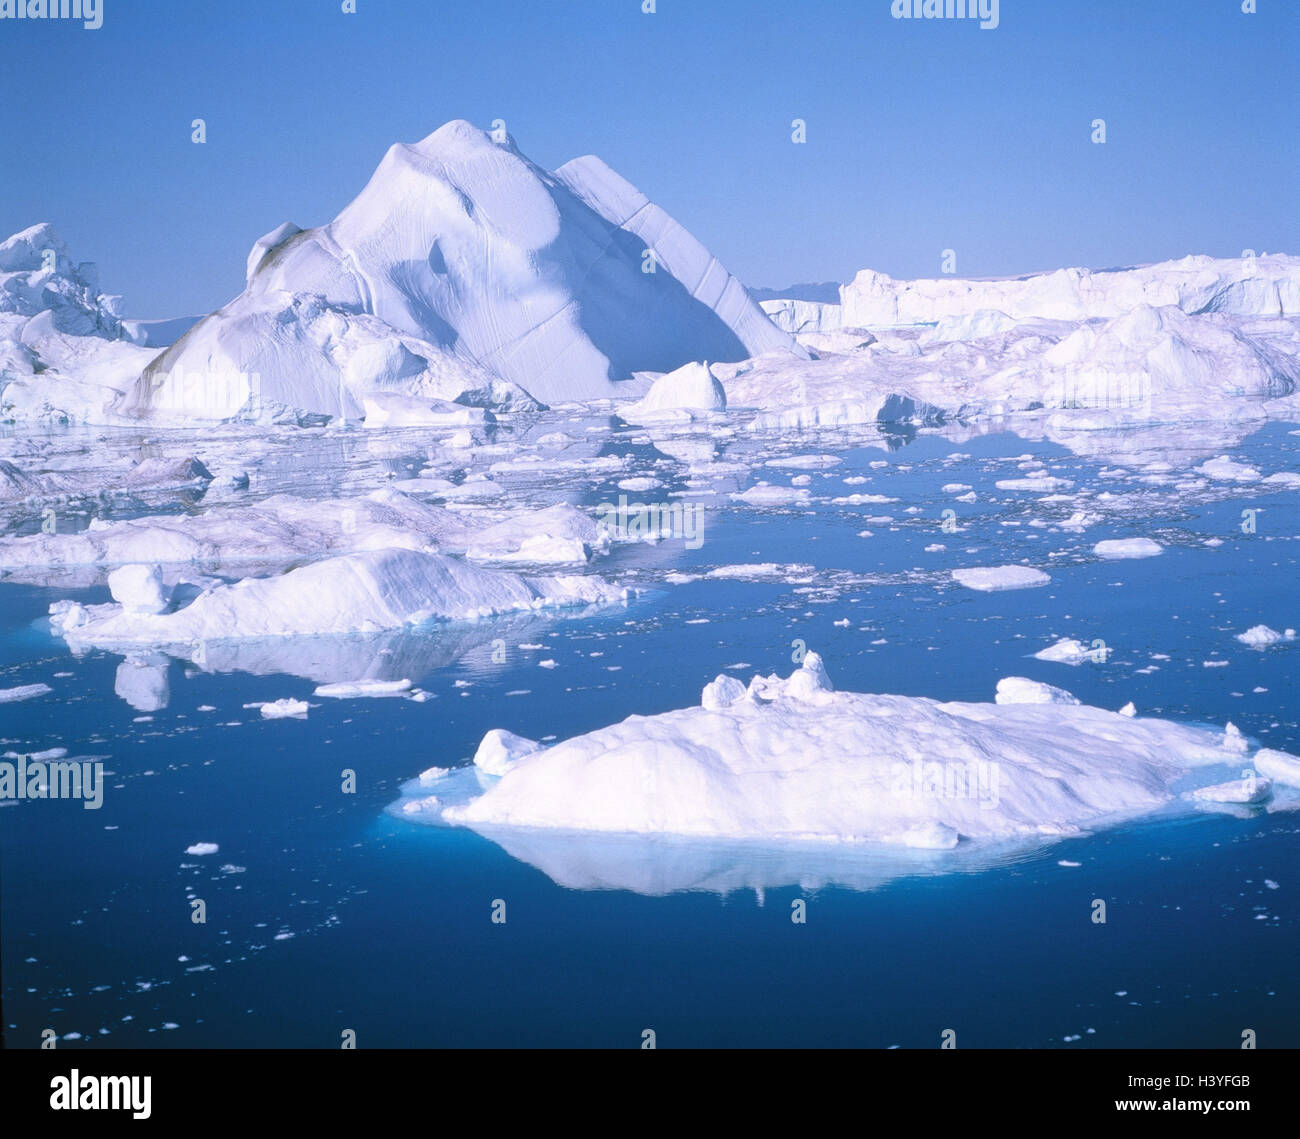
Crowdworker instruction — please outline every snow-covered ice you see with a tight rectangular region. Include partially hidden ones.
[0,683,52,703]
[1236,625,1295,648]
[1093,537,1164,559]
[48,548,626,648]
[952,565,1052,591]
[119,121,801,422]
[404,654,1287,852]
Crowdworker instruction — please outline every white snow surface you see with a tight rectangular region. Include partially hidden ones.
[838,255,1300,327]
[1093,537,1164,559]
[1236,625,1295,648]
[994,677,1083,706]
[48,547,625,648]
[952,565,1052,591]
[473,728,542,776]
[107,564,170,614]
[429,654,1267,848]
[1254,749,1300,789]
[1,224,161,424]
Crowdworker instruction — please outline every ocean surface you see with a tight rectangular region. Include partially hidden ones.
[2,418,1297,1048]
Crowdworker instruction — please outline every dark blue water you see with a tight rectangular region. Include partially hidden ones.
[2,422,1297,1047]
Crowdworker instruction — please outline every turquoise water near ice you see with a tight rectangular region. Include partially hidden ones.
[2,422,1297,1047]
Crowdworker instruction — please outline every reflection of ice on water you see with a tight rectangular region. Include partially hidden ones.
[114,653,170,711]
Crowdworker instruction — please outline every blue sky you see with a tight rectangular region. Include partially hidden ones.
[1,0,1295,317]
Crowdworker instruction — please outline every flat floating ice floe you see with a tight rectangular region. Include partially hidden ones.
[47,547,627,648]
[0,683,52,703]
[314,678,413,699]
[1092,537,1164,559]
[1034,638,1103,666]
[952,565,1051,591]
[397,655,1298,867]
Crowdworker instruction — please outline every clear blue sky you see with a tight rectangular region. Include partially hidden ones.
[1,0,1295,318]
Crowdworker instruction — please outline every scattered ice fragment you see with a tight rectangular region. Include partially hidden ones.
[952,566,1051,592]
[1195,456,1261,483]
[0,683,52,703]
[259,699,310,719]
[1093,538,1163,559]
[185,843,219,856]
[314,679,412,698]
[1236,625,1294,648]
[1189,777,1271,805]
[1035,638,1097,666]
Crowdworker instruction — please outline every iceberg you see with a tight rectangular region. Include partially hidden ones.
[1033,638,1098,666]
[620,361,727,424]
[121,120,801,421]
[1,224,161,424]
[412,654,1284,852]
[48,546,626,648]
[837,254,1300,327]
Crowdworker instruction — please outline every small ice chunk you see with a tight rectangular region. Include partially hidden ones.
[1035,638,1096,665]
[731,484,811,506]
[185,842,219,856]
[1118,702,1137,717]
[1196,456,1261,482]
[0,683,52,703]
[995,677,1081,706]
[952,565,1051,592]
[1093,538,1163,560]
[107,563,171,614]
[314,678,412,698]
[473,729,542,776]
[1236,625,1294,648]
[259,698,309,719]
[1190,777,1272,805]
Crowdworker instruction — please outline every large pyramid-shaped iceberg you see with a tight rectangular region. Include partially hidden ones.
[124,120,801,420]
